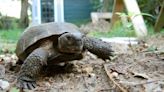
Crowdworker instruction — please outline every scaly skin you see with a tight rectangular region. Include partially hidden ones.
[83,37,114,60]
[17,48,49,90]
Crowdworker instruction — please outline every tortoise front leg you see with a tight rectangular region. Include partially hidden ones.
[83,37,114,60]
[16,48,49,90]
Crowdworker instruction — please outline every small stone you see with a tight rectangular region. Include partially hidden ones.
[69,73,75,77]
[82,66,93,74]
[44,82,51,87]
[111,72,118,79]
[3,57,12,63]
[143,43,149,48]
[0,58,3,62]
[76,69,82,73]
[86,52,97,59]
[76,75,81,78]
[88,73,95,78]
[0,79,9,90]
[0,55,5,59]
[11,54,18,60]
[0,65,5,78]
[1,49,9,53]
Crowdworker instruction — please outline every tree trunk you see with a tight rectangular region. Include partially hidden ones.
[20,0,29,28]
[154,1,164,32]
[102,0,110,12]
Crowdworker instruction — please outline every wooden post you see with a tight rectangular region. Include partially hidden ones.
[110,0,124,27]
[154,2,164,32]
[110,0,148,37]
[123,0,147,37]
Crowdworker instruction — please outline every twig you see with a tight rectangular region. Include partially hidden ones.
[98,85,116,91]
[104,64,128,92]
[120,79,164,86]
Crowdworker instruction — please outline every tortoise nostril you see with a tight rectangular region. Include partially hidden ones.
[68,41,72,45]
[67,36,71,40]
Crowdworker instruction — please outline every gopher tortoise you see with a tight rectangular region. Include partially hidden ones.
[15,22,114,90]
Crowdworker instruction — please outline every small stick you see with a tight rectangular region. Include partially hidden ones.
[98,85,116,91]
[104,64,128,92]
[120,79,164,86]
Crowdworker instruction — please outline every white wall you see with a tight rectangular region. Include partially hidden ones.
[54,0,64,22]
[32,0,41,25]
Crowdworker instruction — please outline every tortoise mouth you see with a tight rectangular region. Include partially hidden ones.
[58,46,83,54]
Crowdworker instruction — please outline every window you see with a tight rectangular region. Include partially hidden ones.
[41,0,54,23]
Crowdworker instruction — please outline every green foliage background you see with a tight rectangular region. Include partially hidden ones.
[137,0,163,25]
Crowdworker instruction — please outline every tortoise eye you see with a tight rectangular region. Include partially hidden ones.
[68,41,72,45]
[66,36,72,40]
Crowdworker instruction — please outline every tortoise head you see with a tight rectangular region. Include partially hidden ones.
[58,32,83,54]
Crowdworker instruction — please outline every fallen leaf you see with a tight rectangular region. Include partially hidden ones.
[132,72,149,79]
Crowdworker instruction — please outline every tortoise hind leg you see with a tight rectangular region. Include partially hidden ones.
[16,48,49,90]
[83,37,114,60]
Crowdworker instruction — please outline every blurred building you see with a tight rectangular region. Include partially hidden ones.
[32,0,93,25]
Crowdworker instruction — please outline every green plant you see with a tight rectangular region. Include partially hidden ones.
[0,29,22,42]
[137,0,163,25]
[116,12,154,30]
[88,20,163,38]
[90,0,114,12]
[10,87,19,92]
[90,0,103,11]
[0,16,19,29]
[88,21,136,38]
[0,29,23,53]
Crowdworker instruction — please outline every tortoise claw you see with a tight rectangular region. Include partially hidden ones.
[16,77,37,90]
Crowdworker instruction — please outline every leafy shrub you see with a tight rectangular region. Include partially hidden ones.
[0,16,19,30]
[137,0,163,25]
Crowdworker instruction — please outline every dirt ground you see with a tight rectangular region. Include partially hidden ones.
[0,23,164,92]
